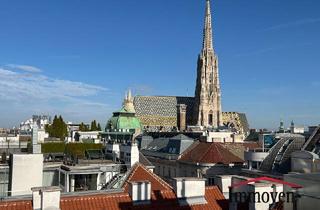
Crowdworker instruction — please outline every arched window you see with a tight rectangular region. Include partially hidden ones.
[208,110,213,125]
[201,111,204,125]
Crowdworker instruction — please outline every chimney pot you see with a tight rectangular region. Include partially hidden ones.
[128,181,151,205]
[173,177,207,206]
[32,186,61,210]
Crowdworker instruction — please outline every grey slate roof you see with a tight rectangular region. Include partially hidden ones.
[141,134,195,160]
[135,135,153,150]
[144,137,169,152]
[165,134,194,155]
[139,152,153,167]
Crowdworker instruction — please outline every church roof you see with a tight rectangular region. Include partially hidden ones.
[133,96,250,135]
[134,96,194,117]
[133,96,195,126]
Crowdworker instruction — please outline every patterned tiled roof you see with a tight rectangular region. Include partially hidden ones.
[134,96,195,126]
[179,142,244,164]
[133,96,250,135]
[0,164,227,210]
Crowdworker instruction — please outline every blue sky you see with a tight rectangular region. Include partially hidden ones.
[0,0,319,129]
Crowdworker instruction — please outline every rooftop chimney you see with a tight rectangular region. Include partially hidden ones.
[128,181,151,205]
[173,177,207,206]
[31,123,41,154]
[32,186,61,210]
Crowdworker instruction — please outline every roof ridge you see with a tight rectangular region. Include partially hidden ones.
[120,163,139,189]
[123,163,173,190]
[200,142,215,162]
[179,141,200,159]
[216,143,244,163]
[214,143,224,163]
[138,163,173,190]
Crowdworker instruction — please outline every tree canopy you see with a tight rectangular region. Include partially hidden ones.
[79,122,89,131]
[45,115,68,141]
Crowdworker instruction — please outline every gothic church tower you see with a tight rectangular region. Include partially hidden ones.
[194,0,222,127]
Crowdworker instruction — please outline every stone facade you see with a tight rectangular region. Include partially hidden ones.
[222,112,250,135]
[193,0,222,127]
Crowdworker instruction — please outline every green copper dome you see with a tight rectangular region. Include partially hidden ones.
[106,107,142,132]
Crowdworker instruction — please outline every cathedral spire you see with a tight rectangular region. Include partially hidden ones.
[203,0,213,50]
[194,0,222,128]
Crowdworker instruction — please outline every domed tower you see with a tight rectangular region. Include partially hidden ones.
[106,90,142,135]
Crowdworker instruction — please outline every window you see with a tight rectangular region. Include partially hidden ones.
[208,114,213,125]
[59,172,65,186]
[208,177,215,186]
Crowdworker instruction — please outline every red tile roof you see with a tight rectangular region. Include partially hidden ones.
[122,163,173,192]
[220,142,261,159]
[60,185,226,210]
[0,200,32,210]
[179,142,244,164]
[0,163,227,210]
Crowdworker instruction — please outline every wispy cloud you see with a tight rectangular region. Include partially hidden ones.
[262,18,320,31]
[0,65,111,126]
[0,67,107,101]
[6,64,42,73]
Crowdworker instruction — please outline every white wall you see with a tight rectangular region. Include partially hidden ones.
[206,131,234,143]
[120,143,139,167]
[284,174,320,210]
[10,154,43,196]
[291,151,320,173]
[214,175,232,199]
[37,129,49,143]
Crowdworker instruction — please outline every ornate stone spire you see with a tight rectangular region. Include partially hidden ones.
[203,0,213,50]
[193,0,222,128]
[123,89,135,113]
